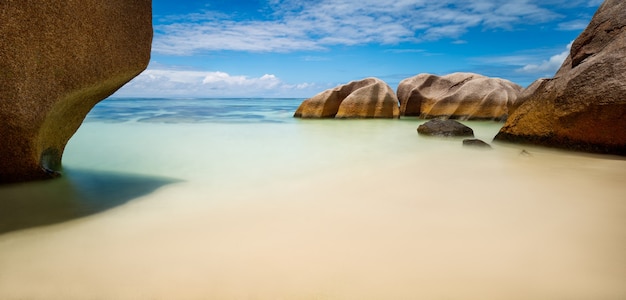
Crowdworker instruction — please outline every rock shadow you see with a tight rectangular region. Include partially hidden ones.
[0,168,180,235]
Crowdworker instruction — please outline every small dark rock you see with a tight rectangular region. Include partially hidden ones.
[519,149,532,157]
[463,139,492,148]
[417,119,474,137]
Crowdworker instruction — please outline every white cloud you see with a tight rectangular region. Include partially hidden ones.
[517,42,572,75]
[152,0,567,55]
[472,54,539,66]
[557,19,590,31]
[153,21,322,54]
[465,41,575,86]
[113,64,324,98]
[587,0,604,6]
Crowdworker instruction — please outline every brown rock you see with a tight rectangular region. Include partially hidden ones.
[417,119,474,137]
[0,1,152,183]
[463,139,492,149]
[294,78,400,119]
[506,78,547,116]
[495,0,626,155]
[397,72,523,121]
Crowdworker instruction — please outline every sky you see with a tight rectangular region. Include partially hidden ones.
[114,0,604,98]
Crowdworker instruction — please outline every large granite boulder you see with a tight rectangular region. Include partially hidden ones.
[0,1,152,183]
[397,72,523,121]
[294,78,400,119]
[495,0,626,155]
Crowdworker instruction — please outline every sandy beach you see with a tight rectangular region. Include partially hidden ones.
[1,99,625,299]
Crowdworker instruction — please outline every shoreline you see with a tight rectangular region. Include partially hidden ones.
[1,118,625,299]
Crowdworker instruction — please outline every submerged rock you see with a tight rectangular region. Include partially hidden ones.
[463,139,492,149]
[417,119,474,137]
[397,72,522,121]
[495,0,626,155]
[0,1,152,183]
[294,78,400,119]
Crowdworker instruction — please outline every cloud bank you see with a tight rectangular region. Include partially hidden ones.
[114,65,323,98]
[152,0,589,55]
[518,42,572,77]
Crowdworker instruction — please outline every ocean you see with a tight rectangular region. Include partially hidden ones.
[1,98,625,299]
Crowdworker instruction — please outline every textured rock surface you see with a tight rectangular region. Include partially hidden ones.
[463,139,492,149]
[397,72,522,120]
[417,119,474,137]
[294,78,399,119]
[0,1,152,183]
[495,0,626,155]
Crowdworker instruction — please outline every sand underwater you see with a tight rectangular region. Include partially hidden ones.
[0,98,625,299]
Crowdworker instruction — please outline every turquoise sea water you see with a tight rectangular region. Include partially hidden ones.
[85,97,301,124]
[1,98,625,299]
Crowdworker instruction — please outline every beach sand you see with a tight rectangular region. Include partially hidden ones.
[1,113,625,299]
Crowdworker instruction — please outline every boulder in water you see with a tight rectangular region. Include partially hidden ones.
[294,78,400,119]
[397,72,522,121]
[417,119,474,137]
[463,139,492,149]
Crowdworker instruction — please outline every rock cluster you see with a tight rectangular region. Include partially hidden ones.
[397,73,523,121]
[294,78,400,118]
[495,0,626,155]
[0,1,152,183]
[295,73,522,121]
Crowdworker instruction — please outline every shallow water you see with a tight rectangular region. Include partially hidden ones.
[1,98,625,299]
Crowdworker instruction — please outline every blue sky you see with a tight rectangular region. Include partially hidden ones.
[114,0,603,98]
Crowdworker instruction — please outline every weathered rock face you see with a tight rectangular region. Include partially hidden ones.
[417,119,474,137]
[397,72,523,121]
[294,78,400,119]
[0,1,152,183]
[495,0,626,155]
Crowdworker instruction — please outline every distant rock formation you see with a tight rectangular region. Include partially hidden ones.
[397,72,523,121]
[495,0,626,155]
[0,1,152,183]
[417,119,474,137]
[294,78,400,119]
